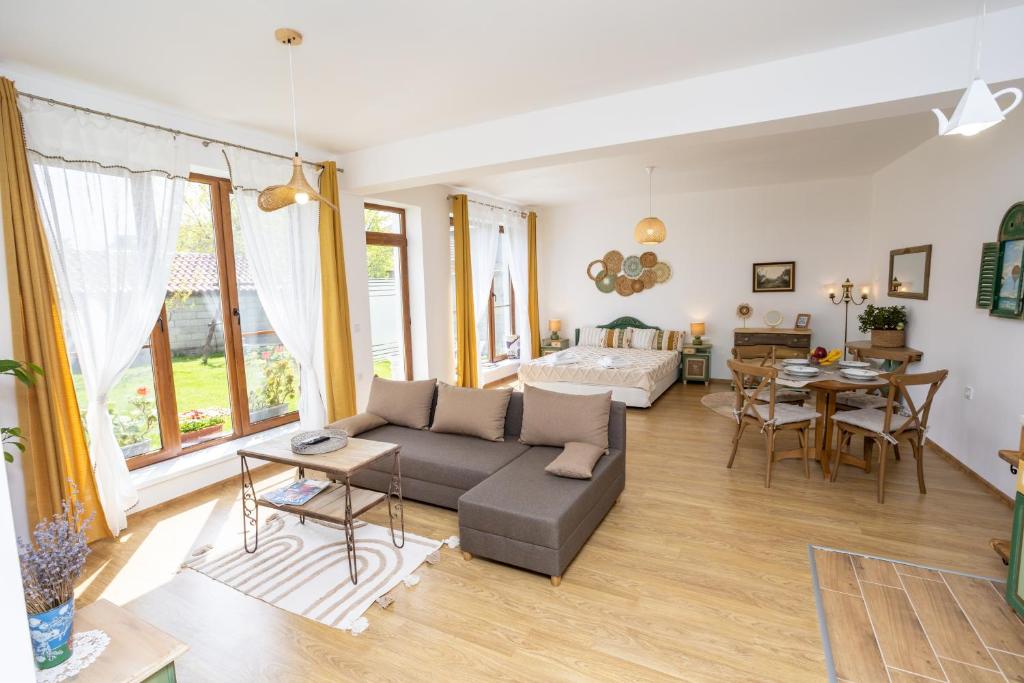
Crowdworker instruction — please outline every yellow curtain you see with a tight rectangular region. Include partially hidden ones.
[0,78,109,541]
[451,194,478,388]
[527,211,541,359]
[317,161,357,421]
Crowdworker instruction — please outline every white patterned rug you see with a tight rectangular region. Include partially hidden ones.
[186,514,442,634]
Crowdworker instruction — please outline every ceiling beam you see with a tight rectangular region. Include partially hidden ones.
[339,5,1024,194]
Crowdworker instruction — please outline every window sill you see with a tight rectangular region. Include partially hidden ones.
[481,358,520,385]
[129,423,302,514]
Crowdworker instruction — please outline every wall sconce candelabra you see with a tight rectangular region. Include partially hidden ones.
[828,278,869,358]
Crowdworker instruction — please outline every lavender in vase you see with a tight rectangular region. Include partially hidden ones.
[18,490,93,670]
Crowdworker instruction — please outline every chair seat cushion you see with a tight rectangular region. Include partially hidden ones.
[836,391,888,409]
[745,387,808,403]
[745,402,819,426]
[459,446,625,549]
[832,408,919,434]
[358,424,529,491]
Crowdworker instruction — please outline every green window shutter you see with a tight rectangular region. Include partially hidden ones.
[977,242,999,309]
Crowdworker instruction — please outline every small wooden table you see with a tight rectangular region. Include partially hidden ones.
[237,435,404,585]
[72,599,187,683]
[846,340,923,372]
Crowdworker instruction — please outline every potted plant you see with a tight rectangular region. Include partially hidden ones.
[858,304,908,348]
[111,386,157,458]
[247,345,296,423]
[179,408,227,445]
[19,492,93,670]
[2,359,43,463]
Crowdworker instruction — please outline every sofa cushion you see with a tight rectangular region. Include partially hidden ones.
[459,445,625,549]
[359,424,529,491]
[430,383,512,442]
[519,384,611,450]
[326,412,387,436]
[545,442,605,479]
[365,376,436,429]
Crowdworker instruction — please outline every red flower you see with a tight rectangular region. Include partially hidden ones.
[261,351,271,360]
[136,386,149,396]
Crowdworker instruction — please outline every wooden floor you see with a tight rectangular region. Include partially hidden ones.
[77,382,1014,682]
[815,548,1024,683]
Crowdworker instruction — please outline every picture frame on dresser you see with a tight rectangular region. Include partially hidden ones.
[752,261,796,292]
[794,313,811,329]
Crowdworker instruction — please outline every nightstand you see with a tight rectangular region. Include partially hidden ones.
[540,338,569,357]
[680,343,712,385]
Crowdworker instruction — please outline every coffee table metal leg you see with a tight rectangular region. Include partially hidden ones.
[387,451,405,548]
[297,466,306,525]
[344,479,359,584]
[241,455,259,553]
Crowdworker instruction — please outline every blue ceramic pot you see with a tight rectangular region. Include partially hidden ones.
[27,598,74,669]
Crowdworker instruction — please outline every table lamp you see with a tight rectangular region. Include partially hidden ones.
[549,319,562,341]
[690,321,706,346]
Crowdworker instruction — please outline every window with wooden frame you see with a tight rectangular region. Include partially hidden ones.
[65,174,300,470]
[482,226,516,363]
[365,204,413,380]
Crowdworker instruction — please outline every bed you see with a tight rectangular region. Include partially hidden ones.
[518,317,680,408]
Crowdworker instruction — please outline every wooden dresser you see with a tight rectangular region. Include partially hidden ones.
[733,327,812,359]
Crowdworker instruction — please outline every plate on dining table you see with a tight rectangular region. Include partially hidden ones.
[838,360,870,369]
[782,358,809,366]
[784,365,821,377]
[839,368,880,380]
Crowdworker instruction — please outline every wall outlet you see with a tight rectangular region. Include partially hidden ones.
[963,386,974,400]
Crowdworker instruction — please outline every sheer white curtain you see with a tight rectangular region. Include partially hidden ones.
[468,204,502,384]
[21,97,191,535]
[225,148,327,429]
[502,211,532,361]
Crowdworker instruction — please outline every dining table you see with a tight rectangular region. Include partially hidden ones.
[770,361,890,479]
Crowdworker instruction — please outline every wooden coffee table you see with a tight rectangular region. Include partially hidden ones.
[237,434,404,584]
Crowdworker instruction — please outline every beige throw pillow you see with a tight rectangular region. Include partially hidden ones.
[545,442,606,479]
[326,412,387,436]
[430,383,512,441]
[520,384,611,450]
[365,376,436,429]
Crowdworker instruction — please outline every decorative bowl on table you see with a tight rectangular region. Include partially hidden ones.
[782,358,809,366]
[784,365,821,377]
[837,360,870,369]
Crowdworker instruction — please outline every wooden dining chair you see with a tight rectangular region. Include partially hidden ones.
[830,369,948,503]
[726,359,820,487]
[731,346,807,405]
[836,346,909,410]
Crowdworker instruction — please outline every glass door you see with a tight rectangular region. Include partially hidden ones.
[365,204,412,380]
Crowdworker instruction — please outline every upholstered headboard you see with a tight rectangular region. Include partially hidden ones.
[574,316,661,345]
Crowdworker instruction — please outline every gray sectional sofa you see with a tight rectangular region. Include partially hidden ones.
[346,390,626,585]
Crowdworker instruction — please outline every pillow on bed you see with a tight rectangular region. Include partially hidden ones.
[603,327,632,349]
[629,327,657,349]
[577,326,606,347]
[652,329,686,351]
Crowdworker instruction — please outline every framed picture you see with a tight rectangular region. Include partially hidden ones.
[794,313,811,329]
[752,261,796,293]
[995,239,1024,315]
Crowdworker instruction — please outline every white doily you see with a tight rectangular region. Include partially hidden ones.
[36,629,110,683]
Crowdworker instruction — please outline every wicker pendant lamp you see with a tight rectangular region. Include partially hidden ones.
[634,166,666,245]
[258,28,336,212]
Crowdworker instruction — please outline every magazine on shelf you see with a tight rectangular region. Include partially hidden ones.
[262,478,331,507]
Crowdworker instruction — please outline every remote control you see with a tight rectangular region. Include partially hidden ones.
[300,435,330,446]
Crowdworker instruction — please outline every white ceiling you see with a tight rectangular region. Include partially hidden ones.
[452,113,935,206]
[2,0,1021,154]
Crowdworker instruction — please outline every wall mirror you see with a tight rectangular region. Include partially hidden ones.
[888,244,932,300]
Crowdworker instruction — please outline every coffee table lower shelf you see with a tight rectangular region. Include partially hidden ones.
[258,484,386,525]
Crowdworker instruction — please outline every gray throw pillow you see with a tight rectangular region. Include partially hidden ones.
[545,441,606,479]
[365,376,436,429]
[519,384,611,450]
[430,383,512,441]
[326,412,387,436]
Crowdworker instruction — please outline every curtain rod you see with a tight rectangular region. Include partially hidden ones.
[18,91,343,173]
[448,194,530,218]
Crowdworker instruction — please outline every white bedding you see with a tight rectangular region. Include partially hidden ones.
[518,346,680,406]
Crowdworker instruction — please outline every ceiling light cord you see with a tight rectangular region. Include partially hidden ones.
[287,40,300,155]
[646,166,654,216]
[972,0,987,79]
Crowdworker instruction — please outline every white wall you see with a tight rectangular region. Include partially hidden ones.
[868,112,1024,499]
[539,177,874,379]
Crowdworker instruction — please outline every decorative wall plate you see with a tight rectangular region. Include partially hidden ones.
[640,251,658,268]
[596,272,617,293]
[630,278,645,293]
[587,259,607,281]
[614,275,634,296]
[639,270,656,288]
[763,310,784,327]
[603,250,624,273]
[652,262,672,283]
[623,255,643,277]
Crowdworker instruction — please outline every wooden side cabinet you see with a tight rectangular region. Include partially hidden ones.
[680,344,712,385]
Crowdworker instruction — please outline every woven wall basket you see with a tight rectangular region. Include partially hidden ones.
[870,329,905,348]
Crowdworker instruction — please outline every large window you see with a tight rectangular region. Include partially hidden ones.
[365,204,413,380]
[66,175,300,470]
[478,226,516,364]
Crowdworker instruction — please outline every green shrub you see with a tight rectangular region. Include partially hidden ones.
[857,304,907,333]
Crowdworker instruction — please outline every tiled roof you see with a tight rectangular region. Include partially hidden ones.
[167,252,255,293]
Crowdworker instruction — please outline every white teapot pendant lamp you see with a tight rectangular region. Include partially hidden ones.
[932,78,1022,137]
[634,166,666,245]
